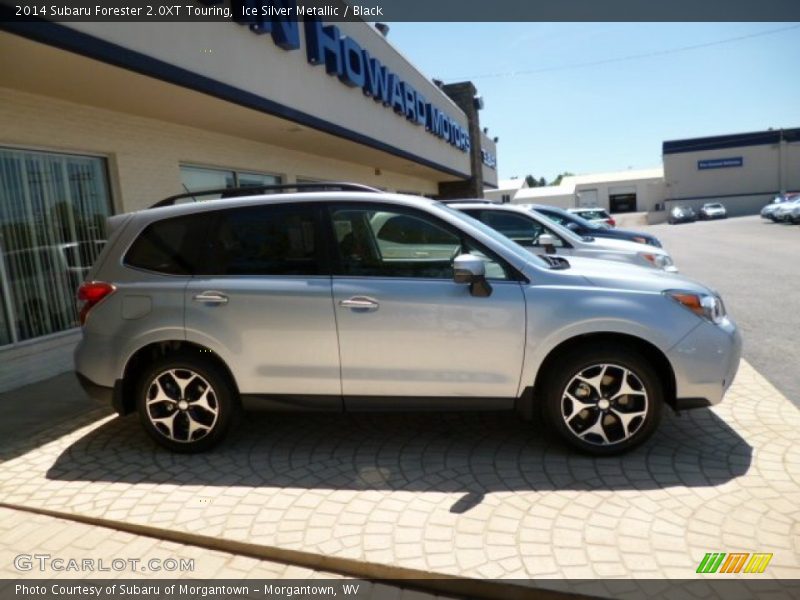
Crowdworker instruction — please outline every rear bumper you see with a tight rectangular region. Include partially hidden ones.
[75,372,124,413]
[667,318,742,409]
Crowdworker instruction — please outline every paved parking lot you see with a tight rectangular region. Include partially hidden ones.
[1,360,799,593]
[650,215,800,407]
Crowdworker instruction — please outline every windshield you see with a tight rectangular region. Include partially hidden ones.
[520,207,586,244]
[536,206,602,230]
[436,203,550,268]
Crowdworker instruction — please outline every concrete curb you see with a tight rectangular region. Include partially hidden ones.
[0,502,600,600]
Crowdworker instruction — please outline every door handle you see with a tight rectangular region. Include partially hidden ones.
[193,291,229,305]
[339,296,379,311]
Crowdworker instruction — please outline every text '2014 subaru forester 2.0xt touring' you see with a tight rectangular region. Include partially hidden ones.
[75,185,741,455]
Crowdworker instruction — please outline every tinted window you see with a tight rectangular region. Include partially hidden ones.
[377,214,455,244]
[481,211,544,241]
[331,205,512,280]
[203,205,322,276]
[125,215,208,275]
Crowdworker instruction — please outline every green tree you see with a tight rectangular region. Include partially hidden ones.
[551,172,574,186]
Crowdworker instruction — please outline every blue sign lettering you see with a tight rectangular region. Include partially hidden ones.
[304,20,342,76]
[232,6,469,154]
[339,36,365,88]
[363,55,391,105]
[481,149,497,169]
[698,157,743,170]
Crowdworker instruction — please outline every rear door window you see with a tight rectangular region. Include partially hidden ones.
[201,204,324,276]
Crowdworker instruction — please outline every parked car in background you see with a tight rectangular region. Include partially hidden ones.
[448,202,677,272]
[698,203,727,220]
[668,205,697,225]
[568,207,616,228]
[75,184,740,456]
[530,204,662,248]
[761,193,799,221]
[789,203,800,224]
[771,196,800,222]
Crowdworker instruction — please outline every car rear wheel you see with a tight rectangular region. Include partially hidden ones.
[136,354,239,452]
[541,345,663,455]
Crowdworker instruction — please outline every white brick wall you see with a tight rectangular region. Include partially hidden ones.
[0,330,79,393]
[0,87,444,391]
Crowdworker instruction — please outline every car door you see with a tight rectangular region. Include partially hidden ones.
[184,203,341,401]
[328,202,526,406]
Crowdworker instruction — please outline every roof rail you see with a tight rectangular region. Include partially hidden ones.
[150,182,382,208]
[437,198,494,205]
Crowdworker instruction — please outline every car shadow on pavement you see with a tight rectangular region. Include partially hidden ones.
[0,372,113,464]
[44,407,752,513]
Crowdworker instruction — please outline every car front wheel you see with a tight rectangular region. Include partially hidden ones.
[541,346,664,455]
[136,354,239,452]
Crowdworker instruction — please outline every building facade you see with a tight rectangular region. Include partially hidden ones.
[510,168,666,214]
[0,18,497,391]
[663,128,800,216]
[495,128,799,222]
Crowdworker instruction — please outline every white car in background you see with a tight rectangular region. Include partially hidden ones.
[448,202,677,272]
[568,207,616,228]
[698,202,727,220]
[772,196,800,222]
[761,193,799,221]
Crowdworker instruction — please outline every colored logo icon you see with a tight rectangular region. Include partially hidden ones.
[696,552,773,574]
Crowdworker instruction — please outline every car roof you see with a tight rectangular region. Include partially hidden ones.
[128,191,442,223]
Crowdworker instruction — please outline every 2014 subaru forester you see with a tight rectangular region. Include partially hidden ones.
[74,188,741,455]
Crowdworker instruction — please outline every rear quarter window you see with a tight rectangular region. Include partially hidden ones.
[124,214,208,275]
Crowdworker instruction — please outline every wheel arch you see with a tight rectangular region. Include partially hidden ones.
[527,332,677,413]
[119,340,239,415]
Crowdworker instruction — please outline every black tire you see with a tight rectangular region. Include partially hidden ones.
[540,344,663,456]
[136,353,239,452]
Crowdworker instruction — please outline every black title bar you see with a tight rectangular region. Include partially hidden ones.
[2,0,800,22]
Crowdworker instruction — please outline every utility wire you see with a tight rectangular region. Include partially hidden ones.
[446,24,800,82]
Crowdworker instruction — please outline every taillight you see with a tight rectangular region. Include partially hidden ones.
[77,281,116,325]
[607,218,616,227]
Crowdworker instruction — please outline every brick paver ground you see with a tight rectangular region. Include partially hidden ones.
[0,506,453,599]
[0,360,798,589]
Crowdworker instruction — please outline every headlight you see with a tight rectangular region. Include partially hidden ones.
[640,253,672,270]
[665,290,727,324]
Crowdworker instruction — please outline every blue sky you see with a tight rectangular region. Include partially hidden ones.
[387,23,800,182]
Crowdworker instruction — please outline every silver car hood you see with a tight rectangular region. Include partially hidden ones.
[537,255,710,295]
[582,235,669,256]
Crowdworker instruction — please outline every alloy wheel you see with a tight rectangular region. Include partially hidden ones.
[560,363,649,446]
[145,369,219,443]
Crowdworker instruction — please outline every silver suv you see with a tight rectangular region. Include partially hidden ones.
[75,186,741,455]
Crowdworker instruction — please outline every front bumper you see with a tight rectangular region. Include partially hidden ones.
[666,317,742,409]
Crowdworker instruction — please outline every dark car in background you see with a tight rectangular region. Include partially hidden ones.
[668,205,697,224]
[528,204,662,248]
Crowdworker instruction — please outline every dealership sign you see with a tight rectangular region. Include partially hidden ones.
[221,0,470,153]
[698,157,743,170]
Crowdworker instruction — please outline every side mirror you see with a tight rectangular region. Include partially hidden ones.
[453,254,492,297]
[537,233,557,254]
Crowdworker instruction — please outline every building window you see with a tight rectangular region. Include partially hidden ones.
[180,165,281,199]
[501,194,511,203]
[0,147,111,345]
